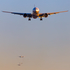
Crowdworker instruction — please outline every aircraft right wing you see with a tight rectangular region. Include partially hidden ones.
[2,11,32,17]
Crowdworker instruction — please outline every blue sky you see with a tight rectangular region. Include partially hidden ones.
[0,0,70,70]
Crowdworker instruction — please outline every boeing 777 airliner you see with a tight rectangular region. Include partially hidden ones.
[2,7,68,21]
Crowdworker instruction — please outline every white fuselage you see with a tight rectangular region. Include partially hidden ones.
[32,7,39,19]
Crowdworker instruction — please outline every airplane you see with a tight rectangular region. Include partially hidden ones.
[19,56,25,58]
[18,63,23,66]
[2,7,68,21]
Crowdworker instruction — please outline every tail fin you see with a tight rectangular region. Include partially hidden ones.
[34,4,35,7]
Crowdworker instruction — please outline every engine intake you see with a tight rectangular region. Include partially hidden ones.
[23,13,27,18]
[44,13,48,18]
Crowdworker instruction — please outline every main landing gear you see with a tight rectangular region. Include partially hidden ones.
[28,18,43,21]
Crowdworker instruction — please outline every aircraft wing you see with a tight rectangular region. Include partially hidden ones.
[47,10,68,15]
[39,10,68,18]
[2,11,32,17]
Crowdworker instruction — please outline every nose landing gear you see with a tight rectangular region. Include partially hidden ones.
[28,18,31,21]
[40,18,43,21]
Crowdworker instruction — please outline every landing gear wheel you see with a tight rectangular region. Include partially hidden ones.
[40,18,43,21]
[28,18,31,21]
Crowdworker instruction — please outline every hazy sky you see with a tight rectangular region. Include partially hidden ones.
[0,0,70,70]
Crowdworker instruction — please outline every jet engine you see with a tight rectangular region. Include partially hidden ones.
[23,13,27,18]
[44,13,48,18]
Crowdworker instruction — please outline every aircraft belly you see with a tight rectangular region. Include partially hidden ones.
[33,16,37,19]
[32,13,39,19]
[33,15,37,19]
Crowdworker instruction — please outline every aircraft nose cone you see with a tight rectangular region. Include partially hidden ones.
[33,7,36,11]
[33,7,39,14]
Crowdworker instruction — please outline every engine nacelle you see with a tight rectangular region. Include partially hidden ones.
[23,13,27,18]
[44,13,48,18]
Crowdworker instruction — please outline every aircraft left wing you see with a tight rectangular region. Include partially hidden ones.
[2,11,32,17]
[39,10,68,18]
[47,10,68,15]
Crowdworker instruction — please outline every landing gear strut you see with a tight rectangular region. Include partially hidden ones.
[28,18,31,21]
[40,18,43,21]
